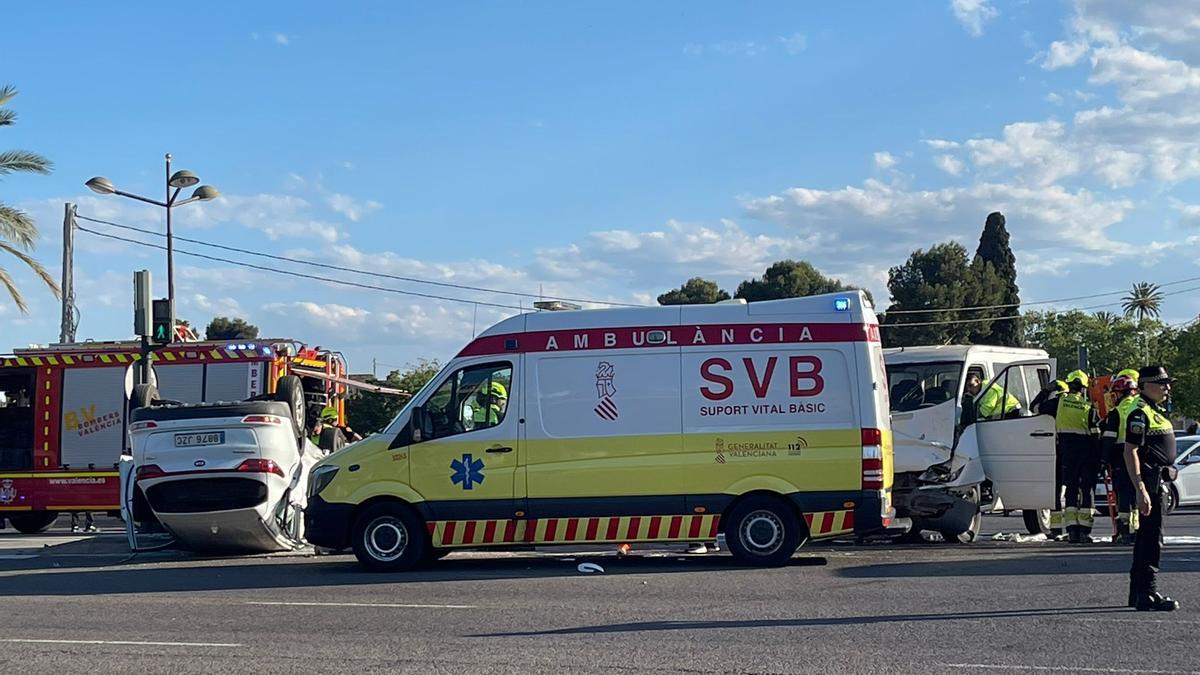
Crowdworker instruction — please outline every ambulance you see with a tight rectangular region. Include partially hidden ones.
[304,292,895,571]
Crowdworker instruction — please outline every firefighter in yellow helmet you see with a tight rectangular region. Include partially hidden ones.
[1037,370,1101,542]
[472,381,508,428]
[1102,370,1140,545]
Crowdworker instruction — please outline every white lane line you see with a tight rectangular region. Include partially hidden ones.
[941,664,1196,674]
[0,555,37,560]
[1080,618,1200,625]
[0,639,242,648]
[245,601,477,609]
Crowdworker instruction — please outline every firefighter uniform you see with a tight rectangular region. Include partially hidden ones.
[1124,366,1180,611]
[1038,371,1100,540]
[1103,375,1140,545]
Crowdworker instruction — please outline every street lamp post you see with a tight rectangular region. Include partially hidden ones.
[86,154,219,331]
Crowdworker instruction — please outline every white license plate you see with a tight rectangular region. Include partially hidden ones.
[174,432,225,448]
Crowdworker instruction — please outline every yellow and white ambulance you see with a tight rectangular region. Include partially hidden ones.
[305,292,894,571]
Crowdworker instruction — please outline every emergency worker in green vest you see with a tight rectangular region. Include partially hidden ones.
[472,381,508,428]
[1101,370,1140,545]
[966,372,1021,420]
[1037,370,1101,541]
[1124,366,1180,611]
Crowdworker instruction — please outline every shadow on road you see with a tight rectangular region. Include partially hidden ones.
[835,544,1200,578]
[468,605,1128,637]
[0,553,827,595]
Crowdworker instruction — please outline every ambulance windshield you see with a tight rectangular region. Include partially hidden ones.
[887,361,962,413]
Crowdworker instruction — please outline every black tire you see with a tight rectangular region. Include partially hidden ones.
[1165,484,1178,515]
[129,383,159,412]
[723,495,804,567]
[351,502,428,572]
[1022,508,1062,537]
[939,487,981,544]
[318,427,345,453]
[274,376,307,443]
[9,511,59,534]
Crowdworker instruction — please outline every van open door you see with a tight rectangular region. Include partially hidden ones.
[965,360,1057,511]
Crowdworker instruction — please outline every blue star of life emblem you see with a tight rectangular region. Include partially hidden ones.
[450,453,485,490]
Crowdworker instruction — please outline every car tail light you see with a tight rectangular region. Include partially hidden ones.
[241,415,284,425]
[861,428,884,490]
[128,421,158,432]
[236,459,286,478]
[136,464,166,480]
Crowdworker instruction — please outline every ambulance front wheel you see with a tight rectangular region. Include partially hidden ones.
[724,496,804,567]
[351,502,428,572]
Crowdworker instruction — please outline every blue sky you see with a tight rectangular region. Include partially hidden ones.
[5,1,1200,373]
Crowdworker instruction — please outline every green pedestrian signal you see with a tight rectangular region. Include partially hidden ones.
[151,298,173,345]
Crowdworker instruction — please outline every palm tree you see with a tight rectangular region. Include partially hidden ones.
[1,84,59,314]
[1093,311,1120,329]
[1121,282,1163,321]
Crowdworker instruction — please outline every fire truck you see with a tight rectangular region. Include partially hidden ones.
[0,339,350,534]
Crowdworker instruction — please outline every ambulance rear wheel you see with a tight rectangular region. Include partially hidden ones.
[9,511,59,534]
[351,502,427,572]
[725,496,803,567]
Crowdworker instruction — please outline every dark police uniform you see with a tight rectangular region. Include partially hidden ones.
[1124,390,1179,611]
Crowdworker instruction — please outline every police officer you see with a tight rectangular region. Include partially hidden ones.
[1037,370,1100,541]
[1124,365,1180,611]
[1102,370,1140,545]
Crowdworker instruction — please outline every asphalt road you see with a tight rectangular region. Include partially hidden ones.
[0,511,1198,674]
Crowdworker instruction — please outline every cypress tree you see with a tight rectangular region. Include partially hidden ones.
[974,212,1022,346]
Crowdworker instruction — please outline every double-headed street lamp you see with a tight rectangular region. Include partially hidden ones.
[86,153,220,329]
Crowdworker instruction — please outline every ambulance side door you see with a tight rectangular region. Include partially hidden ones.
[971,360,1057,510]
[408,358,520,521]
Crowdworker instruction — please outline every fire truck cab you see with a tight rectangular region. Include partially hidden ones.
[0,339,348,534]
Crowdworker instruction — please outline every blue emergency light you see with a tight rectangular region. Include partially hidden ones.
[834,298,850,311]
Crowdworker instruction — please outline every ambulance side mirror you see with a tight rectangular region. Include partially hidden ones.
[410,406,426,443]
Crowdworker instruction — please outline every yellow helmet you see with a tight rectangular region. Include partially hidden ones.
[478,381,507,401]
[1065,370,1089,388]
[1116,368,1139,384]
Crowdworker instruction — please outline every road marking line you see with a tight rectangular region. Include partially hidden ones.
[245,601,477,609]
[941,663,1196,674]
[0,639,242,648]
[1079,618,1200,625]
[0,555,37,560]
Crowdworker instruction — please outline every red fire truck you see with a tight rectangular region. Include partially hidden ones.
[0,339,349,533]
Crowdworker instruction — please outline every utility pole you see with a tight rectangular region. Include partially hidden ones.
[59,203,78,344]
[373,358,377,379]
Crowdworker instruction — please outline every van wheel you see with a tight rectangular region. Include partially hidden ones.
[351,502,427,572]
[1022,508,1062,537]
[9,512,59,534]
[940,487,981,544]
[274,376,307,445]
[724,496,803,567]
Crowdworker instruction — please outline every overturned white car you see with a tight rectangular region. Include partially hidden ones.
[127,376,321,552]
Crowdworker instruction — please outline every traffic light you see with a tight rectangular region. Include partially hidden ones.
[151,298,174,344]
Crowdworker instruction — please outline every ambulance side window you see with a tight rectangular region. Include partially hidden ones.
[421,362,513,440]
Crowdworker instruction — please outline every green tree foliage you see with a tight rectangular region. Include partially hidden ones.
[0,85,58,313]
[881,242,1005,347]
[734,260,869,303]
[1168,322,1200,419]
[973,212,1022,346]
[345,359,441,434]
[1122,282,1164,321]
[1022,310,1177,379]
[657,277,731,305]
[205,316,260,340]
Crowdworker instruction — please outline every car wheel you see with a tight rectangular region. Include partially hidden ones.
[351,502,428,572]
[724,495,803,567]
[318,427,345,453]
[274,376,307,445]
[1165,484,1178,515]
[940,487,981,544]
[129,383,159,412]
[8,511,59,534]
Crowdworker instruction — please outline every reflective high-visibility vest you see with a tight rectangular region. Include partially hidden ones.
[1055,391,1093,435]
[979,383,1019,418]
[1114,395,1141,445]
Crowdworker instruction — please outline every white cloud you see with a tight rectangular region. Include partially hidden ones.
[964,121,1081,185]
[873,151,899,170]
[924,139,961,150]
[273,33,290,46]
[1044,92,1065,105]
[326,193,382,222]
[934,154,965,176]
[1043,40,1090,69]
[779,33,807,55]
[950,0,998,37]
